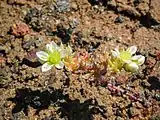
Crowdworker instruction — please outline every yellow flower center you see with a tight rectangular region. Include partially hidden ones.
[119,51,132,61]
[48,51,61,64]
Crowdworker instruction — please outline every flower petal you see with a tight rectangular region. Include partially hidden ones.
[127,46,137,55]
[137,56,145,65]
[36,51,49,61]
[41,62,53,72]
[66,45,72,55]
[60,45,72,58]
[59,48,66,58]
[131,55,145,65]
[55,61,64,69]
[46,41,58,53]
[111,50,119,57]
[114,48,120,55]
[131,55,142,60]
[125,62,139,72]
[123,59,132,64]
[60,43,64,50]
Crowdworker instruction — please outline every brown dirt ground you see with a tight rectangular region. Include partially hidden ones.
[0,0,160,120]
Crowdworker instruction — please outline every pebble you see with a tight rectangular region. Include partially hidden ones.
[70,2,78,11]
[132,102,143,109]
[128,107,139,117]
[11,22,30,37]
[4,101,12,108]
[23,39,35,50]
[107,106,113,117]
[119,102,125,109]
[0,45,5,51]
[115,15,125,23]
[56,0,70,12]
[154,94,160,101]
[116,109,123,117]
[141,80,150,88]
[34,36,44,47]
[151,24,160,31]
[23,35,44,50]
[116,116,124,120]
[144,89,152,98]
[7,0,26,5]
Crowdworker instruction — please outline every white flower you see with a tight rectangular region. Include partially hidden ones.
[110,46,145,72]
[131,55,145,65]
[111,46,137,63]
[125,62,139,73]
[36,41,72,72]
[125,55,145,72]
[126,46,137,55]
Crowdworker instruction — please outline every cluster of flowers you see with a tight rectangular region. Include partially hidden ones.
[109,46,145,72]
[36,41,145,73]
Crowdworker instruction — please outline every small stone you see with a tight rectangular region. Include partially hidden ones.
[112,103,118,108]
[141,80,150,88]
[151,24,160,31]
[34,36,44,47]
[24,8,41,24]
[11,22,30,37]
[7,0,27,5]
[117,4,141,17]
[0,56,6,66]
[4,101,12,108]
[70,18,79,29]
[116,116,124,120]
[115,15,125,23]
[128,107,140,117]
[142,100,151,108]
[148,50,157,58]
[107,107,113,117]
[23,35,44,50]
[116,109,123,117]
[150,0,160,23]
[0,71,9,86]
[0,45,5,51]
[119,102,125,109]
[156,51,160,61]
[144,89,152,98]
[132,102,143,109]
[56,0,70,12]
[137,2,149,16]
[23,36,35,50]
[99,87,106,95]
[154,94,160,101]
[108,0,116,8]
[71,2,78,11]
[26,50,38,62]
[151,115,160,120]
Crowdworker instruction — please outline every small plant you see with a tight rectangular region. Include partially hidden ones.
[63,55,79,71]
[63,51,91,72]
[108,46,145,72]
[36,41,72,72]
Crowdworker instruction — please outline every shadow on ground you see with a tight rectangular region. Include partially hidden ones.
[8,87,107,120]
[148,76,160,90]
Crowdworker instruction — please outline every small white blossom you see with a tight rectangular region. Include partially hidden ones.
[36,41,72,72]
[110,46,145,72]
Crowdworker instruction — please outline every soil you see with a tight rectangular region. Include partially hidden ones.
[0,0,160,120]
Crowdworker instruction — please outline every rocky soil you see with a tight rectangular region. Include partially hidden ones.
[0,0,160,120]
